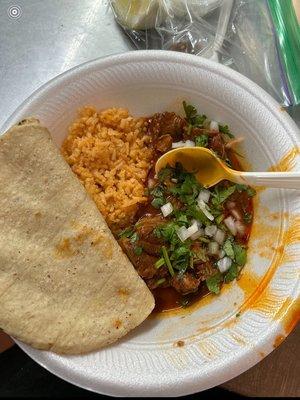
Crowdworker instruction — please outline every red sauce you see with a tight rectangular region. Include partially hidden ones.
[153,285,210,313]
[151,149,254,312]
[117,120,254,313]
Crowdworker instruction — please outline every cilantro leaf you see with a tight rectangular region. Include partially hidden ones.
[171,245,190,259]
[183,101,198,122]
[211,185,236,207]
[158,166,173,182]
[155,278,166,287]
[206,272,223,294]
[130,232,139,243]
[233,243,247,266]
[182,101,206,127]
[173,211,189,227]
[118,227,134,239]
[215,214,225,225]
[169,171,202,205]
[247,187,256,197]
[224,263,239,283]
[150,185,166,209]
[219,124,234,138]
[151,197,165,208]
[154,222,180,243]
[133,246,143,256]
[236,184,256,197]
[223,239,235,259]
[186,205,210,225]
[195,134,208,147]
[193,114,207,127]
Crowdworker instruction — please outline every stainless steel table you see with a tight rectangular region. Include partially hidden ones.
[1,0,299,396]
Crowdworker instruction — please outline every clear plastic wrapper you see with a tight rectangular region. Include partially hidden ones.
[110,0,300,106]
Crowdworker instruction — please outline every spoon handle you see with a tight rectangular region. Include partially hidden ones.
[238,171,300,190]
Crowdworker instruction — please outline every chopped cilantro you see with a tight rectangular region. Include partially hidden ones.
[169,171,202,205]
[233,243,247,266]
[133,246,143,256]
[162,246,175,277]
[223,240,247,266]
[183,101,198,122]
[236,184,256,197]
[223,239,235,259]
[247,187,256,197]
[224,263,239,283]
[156,278,166,286]
[182,101,206,127]
[206,272,223,294]
[186,205,209,225]
[215,214,225,225]
[158,166,172,182]
[172,245,190,259]
[236,312,241,318]
[154,222,179,243]
[211,185,236,207]
[155,257,165,269]
[130,232,139,243]
[150,185,166,209]
[169,240,192,273]
[244,211,252,224]
[193,114,207,127]
[195,134,209,147]
[118,227,134,239]
[151,197,165,208]
[219,124,234,138]
[173,211,189,227]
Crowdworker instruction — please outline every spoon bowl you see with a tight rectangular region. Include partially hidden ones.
[155,146,300,190]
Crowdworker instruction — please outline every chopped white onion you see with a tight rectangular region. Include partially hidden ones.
[219,249,226,258]
[208,241,219,255]
[214,228,226,245]
[171,178,178,183]
[217,257,232,273]
[210,120,219,131]
[198,199,214,221]
[185,140,196,147]
[198,189,210,204]
[172,141,185,149]
[190,228,204,240]
[230,208,242,221]
[176,221,199,242]
[186,221,199,237]
[204,225,217,237]
[172,140,195,149]
[235,220,246,235]
[191,219,202,229]
[224,216,237,236]
[160,202,173,217]
[176,226,189,242]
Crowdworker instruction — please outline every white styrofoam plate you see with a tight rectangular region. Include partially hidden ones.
[1,51,300,397]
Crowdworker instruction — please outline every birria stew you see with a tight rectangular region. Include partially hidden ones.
[117,102,255,312]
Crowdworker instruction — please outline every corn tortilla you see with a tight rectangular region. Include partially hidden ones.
[0,118,154,354]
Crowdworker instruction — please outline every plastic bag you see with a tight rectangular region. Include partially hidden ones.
[110,0,300,106]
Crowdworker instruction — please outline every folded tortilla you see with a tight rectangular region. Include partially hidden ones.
[0,118,154,354]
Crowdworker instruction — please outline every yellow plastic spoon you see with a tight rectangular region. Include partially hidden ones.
[155,147,300,189]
